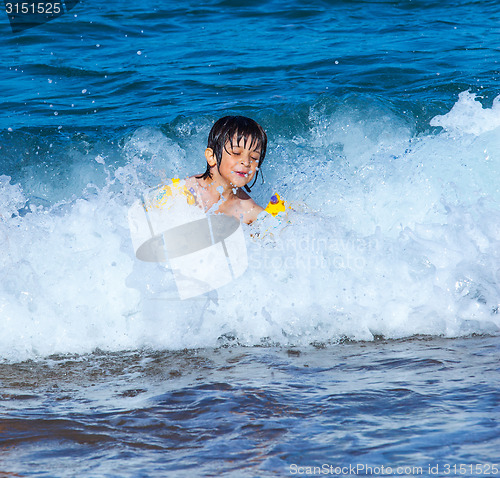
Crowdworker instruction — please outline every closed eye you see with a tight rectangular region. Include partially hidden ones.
[230,147,260,162]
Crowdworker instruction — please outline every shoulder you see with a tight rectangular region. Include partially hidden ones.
[184,176,207,206]
[234,190,264,224]
[184,176,199,190]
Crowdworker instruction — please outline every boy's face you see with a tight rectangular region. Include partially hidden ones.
[209,135,261,188]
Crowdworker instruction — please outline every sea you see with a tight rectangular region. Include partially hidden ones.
[1,0,499,476]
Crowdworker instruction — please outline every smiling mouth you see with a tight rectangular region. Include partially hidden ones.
[233,171,249,178]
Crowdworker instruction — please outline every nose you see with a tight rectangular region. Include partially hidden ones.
[240,152,251,166]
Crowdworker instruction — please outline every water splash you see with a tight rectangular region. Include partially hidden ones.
[1,93,499,361]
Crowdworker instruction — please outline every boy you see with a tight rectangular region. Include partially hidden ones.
[184,115,267,224]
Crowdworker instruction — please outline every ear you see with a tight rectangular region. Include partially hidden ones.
[205,148,217,168]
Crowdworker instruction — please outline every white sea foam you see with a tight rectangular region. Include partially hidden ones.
[1,93,499,361]
[430,91,500,135]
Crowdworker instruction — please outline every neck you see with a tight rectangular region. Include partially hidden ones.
[196,176,238,214]
[206,175,237,199]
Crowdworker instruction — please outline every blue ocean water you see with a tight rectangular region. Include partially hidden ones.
[1,0,500,476]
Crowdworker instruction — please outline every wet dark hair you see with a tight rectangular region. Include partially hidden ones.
[197,115,267,192]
